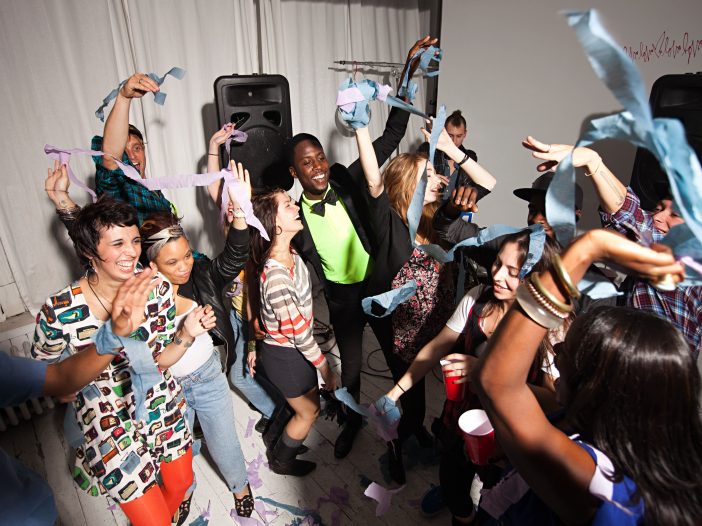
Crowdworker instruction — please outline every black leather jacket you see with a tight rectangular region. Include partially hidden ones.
[176,226,249,373]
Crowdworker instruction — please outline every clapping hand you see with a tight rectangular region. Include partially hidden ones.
[111,266,161,337]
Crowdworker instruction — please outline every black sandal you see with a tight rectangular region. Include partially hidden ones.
[171,493,193,526]
[234,485,255,518]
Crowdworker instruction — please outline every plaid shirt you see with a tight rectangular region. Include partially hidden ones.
[91,135,173,224]
[600,187,702,358]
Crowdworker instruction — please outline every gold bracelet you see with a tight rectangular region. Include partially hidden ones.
[584,158,602,177]
[530,274,573,314]
[526,280,570,319]
[551,254,581,299]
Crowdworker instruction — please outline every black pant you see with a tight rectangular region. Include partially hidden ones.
[368,315,426,443]
[325,280,367,402]
[440,439,503,520]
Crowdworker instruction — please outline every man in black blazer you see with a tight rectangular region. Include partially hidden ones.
[286,36,437,459]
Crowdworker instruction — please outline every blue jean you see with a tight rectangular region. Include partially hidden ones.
[178,350,248,493]
[228,310,276,418]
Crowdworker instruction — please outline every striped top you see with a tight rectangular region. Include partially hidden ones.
[260,252,326,368]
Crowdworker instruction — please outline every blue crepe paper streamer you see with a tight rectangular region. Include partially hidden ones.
[549,10,702,281]
[362,280,417,318]
[334,388,400,428]
[384,95,429,119]
[361,224,547,318]
[337,78,381,129]
[397,80,418,102]
[94,321,162,423]
[398,45,443,97]
[95,66,186,121]
[407,105,446,245]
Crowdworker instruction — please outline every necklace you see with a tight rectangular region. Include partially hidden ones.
[87,278,112,315]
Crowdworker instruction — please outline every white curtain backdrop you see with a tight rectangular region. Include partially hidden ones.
[0,0,433,311]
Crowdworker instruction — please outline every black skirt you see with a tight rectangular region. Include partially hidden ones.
[259,341,318,398]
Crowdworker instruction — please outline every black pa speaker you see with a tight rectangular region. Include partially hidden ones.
[630,73,702,210]
[214,74,294,191]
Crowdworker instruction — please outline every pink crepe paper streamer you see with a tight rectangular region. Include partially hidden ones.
[230,511,261,526]
[246,453,266,490]
[368,404,399,442]
[43,145,268,240]
[363,482,405,517]
[376,84,393,102]
[336,87,365,112]
[244,416,256,439]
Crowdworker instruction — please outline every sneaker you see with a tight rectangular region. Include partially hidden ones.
[420,484,445,518]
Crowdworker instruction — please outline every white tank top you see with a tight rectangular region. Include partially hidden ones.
[169,303,215,378]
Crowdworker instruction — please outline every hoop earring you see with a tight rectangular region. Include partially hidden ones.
[275,225,283,236]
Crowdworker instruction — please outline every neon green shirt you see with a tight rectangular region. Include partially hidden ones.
[301,189,372,284]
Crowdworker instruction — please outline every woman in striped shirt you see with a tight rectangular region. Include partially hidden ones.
[249,189,338,476]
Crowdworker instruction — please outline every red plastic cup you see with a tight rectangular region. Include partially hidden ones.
[458,409,495,465]
[440,359,466,401]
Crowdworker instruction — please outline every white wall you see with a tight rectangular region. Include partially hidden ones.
[438,0,702,230]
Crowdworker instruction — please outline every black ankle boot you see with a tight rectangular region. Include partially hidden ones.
[268,437,316,477]
[334,412,362,459]
[387,439,406,485]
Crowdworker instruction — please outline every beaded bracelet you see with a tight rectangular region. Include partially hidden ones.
[530,273,574,314]
[516,282,564,329]
[526,280,570,320]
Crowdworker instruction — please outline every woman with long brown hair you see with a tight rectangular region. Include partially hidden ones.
[248,189,339,477]
[354,122,497,483]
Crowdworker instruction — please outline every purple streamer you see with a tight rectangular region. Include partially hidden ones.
[244,416,256,438]
[245,453,267,490]
[42,144,268,240]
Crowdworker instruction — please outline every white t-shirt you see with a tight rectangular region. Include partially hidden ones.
[446,285,486,334]
[444,284,561,379]
[169,304,215,378]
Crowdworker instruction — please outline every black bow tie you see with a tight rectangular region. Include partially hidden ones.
[310,191,338,216]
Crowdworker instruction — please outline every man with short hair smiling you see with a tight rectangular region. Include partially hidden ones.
[92,72,175,224]
[286,36,437,459]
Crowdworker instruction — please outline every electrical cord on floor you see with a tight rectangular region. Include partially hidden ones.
[313,319,444,382]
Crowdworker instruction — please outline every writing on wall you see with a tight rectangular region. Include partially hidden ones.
[623,31,702,64]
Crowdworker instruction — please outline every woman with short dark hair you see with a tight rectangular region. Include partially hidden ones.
[39,163,204,526]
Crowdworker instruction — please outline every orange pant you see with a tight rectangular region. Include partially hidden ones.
[119,448,193,526]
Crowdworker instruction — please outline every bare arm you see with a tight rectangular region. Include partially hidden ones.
[156,305,216,368]
[102,73,159,171]
[387,325,460,402]
[523,136,627,214]
[206,124,234,204]
[45,162,77,211]
[43,347,114,397]
[473,229,684,524]
[423,126,497,191]
[354,127,383,198]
